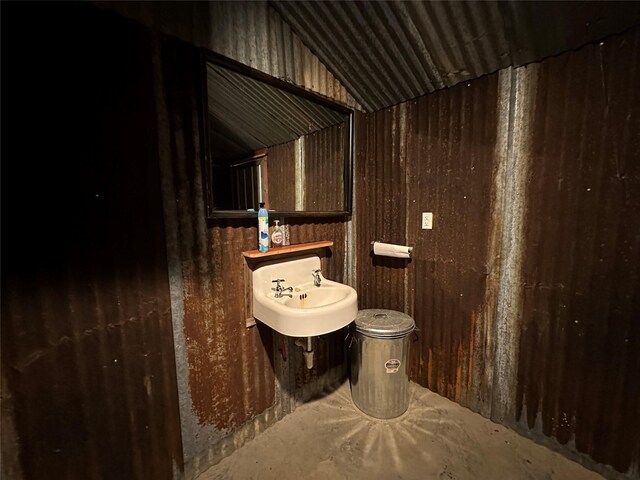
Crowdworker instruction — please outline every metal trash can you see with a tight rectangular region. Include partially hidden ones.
[349,309,416,419]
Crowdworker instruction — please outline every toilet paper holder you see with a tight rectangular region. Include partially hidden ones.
[370,241,413,258]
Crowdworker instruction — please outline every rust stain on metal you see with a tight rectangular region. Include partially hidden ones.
[426,349,434,388]
[467,310,477,393]
[455,343,464,404]
[516,28,640,474]
[180,221,276,431]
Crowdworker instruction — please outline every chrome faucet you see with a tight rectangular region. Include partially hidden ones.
[272,279,293,298]
[312,269,322,287]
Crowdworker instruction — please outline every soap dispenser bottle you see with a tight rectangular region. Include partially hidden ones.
[258,202,269,252]
[271,220,283,247]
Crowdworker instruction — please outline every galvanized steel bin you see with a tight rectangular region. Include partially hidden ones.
[349,309,416,419]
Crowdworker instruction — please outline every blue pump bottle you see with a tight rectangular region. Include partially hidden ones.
[258,202,269,252]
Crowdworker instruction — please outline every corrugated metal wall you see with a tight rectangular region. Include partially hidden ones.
[356,105,409,312]
[356,73,500,413]
[1,4,184,479]
[304,123,346,211]
[288,220,347,285]
[267,142,296,211]
[265,122,347,212]
[517,30,640,475]
[356,28,640,478]
[405,74,501,415]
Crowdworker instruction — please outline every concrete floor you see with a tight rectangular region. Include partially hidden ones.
[198,382,602,480]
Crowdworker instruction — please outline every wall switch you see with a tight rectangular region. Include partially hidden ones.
[422,212,433,229]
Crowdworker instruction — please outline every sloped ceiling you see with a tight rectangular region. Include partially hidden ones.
[271,1,640,112]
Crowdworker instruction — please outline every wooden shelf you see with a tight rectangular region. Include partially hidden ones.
[242,241,333,259]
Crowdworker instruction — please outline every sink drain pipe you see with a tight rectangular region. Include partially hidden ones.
[295,336,314,369]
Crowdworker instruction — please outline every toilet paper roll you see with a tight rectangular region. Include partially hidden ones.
[372,242,412,258]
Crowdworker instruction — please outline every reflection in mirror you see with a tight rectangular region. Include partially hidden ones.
[203,53,353,217]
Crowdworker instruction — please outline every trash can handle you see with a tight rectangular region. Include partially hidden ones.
[374,313,388,318]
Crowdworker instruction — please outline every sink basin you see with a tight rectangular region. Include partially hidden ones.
[252,254,357,337]
[284,285,350,309]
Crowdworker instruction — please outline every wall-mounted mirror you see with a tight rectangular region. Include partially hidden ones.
[202,52,354,218]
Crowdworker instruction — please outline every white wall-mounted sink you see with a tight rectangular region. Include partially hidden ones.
[252,254,357,337]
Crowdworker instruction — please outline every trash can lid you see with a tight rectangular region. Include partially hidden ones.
[354,309,415,338]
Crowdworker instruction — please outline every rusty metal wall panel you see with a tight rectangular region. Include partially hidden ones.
[356,75,500,412]
[159,36,276,437]
[1,4,183,478]
[351,21,640,478]
[267,141,297,211]
[517,29,640,475]
[272,1,640,112]
[356,105,408,312]
[98,1,361,110]
[304,124,346,211]
[404,75,501,413]
[266,123,347,212]
[186,221,276,431]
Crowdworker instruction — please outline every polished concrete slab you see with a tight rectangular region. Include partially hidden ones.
[198,382,602,480]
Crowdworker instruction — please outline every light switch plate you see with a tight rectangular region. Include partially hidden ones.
[422,212,433,229]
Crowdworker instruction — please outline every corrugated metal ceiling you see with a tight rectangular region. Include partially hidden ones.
[271,1,640,112]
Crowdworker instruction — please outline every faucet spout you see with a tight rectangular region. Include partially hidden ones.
[272,279,293,298]
[312,269,322,287]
